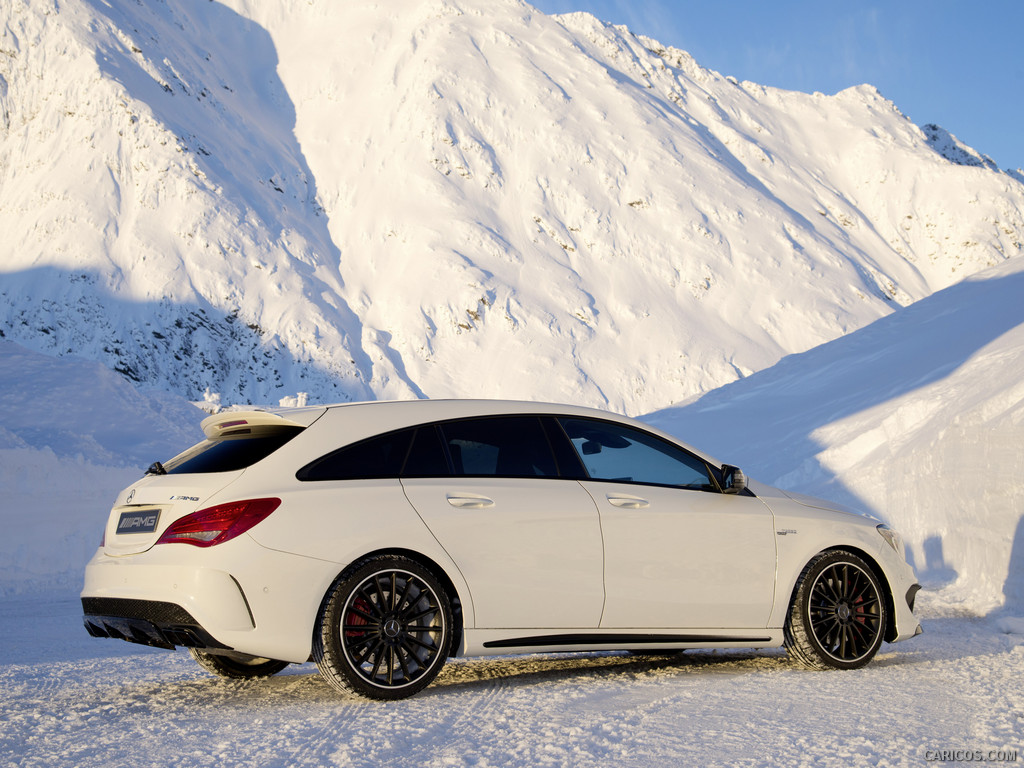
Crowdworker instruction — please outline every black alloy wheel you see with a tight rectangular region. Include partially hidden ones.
[314,555,452,699]
[785,550,887,670]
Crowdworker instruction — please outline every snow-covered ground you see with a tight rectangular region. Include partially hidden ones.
[649,256,1024,618]
[2,595,1021,767]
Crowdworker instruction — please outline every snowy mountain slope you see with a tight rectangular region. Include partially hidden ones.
[646,257,1024,615]
[0,0,375,405]
[1,0,1022,414]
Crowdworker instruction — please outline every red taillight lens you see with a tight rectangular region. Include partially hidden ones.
[156,498,281,547]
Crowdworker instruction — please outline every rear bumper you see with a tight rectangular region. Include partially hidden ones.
[82,597,230,651]
[81,537,342,663]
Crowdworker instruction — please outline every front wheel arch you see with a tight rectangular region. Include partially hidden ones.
[784,545,897,643]
[784,548,892,670]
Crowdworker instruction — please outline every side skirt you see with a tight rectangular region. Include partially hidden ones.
[462,629,783,656]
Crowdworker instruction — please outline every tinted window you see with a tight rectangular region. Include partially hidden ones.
[557,418,714,490]
[164,428,304,474]
[440,416,558,477]
[298,425,452,481]
[540,416,588,479]
[297,428,414,481]
[402,426,451,477]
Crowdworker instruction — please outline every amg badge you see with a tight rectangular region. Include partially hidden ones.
[117,510,160,534]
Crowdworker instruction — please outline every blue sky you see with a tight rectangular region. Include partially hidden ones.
[530,0,1023,172]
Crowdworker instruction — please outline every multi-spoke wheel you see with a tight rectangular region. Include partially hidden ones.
[188,648,290,679]
[785,550,887,670]
[313,555,453,699]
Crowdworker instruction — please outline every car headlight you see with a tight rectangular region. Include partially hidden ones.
[877,524,904,557]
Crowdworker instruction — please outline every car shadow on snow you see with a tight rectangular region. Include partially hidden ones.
[36,650,794,709]
[8,598,1010,705]
[425,648,788,695]
[88,650,788,708]
[49,623,1014,711]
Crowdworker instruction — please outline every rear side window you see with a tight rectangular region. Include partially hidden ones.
[297,428,412,481]
[163,428,304,474]
[297,426,450,481]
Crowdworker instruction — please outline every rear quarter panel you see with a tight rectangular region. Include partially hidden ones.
[227,476,477,629]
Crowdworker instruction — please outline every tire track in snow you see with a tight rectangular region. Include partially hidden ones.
[3,609,1023,768]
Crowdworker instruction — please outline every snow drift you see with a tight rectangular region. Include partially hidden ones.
[647,258,1024,616]
[0,339,205,596]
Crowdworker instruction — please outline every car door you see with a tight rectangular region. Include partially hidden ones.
[401,416,605,630]
[555,417,777,630]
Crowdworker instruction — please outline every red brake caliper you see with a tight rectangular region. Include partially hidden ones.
[345,597,371,638]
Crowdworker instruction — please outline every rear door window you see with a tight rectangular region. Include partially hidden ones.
[401,426,451,477]
[439,416,558,478]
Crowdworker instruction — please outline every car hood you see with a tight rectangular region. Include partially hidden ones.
[776,488,881,523]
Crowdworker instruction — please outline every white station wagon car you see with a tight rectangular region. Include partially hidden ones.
[83,400,921,699]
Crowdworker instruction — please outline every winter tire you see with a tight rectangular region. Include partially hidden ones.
[784,550,886,670]
[188,648,290,679]
[313,555,453,700]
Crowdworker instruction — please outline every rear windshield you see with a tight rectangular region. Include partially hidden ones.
[162,427,304,474]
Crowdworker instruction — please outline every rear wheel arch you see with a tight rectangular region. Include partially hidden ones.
[318,548,465,657]
[312,552,456,698]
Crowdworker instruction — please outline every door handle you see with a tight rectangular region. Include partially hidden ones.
[606,496,650,509]
[446,495,495,509]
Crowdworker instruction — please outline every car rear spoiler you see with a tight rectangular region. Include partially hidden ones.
[200,410,307,439]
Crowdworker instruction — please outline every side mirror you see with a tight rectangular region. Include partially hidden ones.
[721,465,747,494]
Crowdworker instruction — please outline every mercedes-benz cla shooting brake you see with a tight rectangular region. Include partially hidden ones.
[83,400,921,699]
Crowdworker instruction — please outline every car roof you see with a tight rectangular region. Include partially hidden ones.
[309,398,640,424]
[264,399,726,469]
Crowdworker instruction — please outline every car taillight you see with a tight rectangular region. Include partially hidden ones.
[156,498,281,547]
